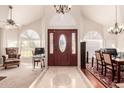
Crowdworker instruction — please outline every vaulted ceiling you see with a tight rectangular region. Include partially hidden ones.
[80,5,124,26]
[0,5,45,26]
[0,5,124,27]
[12,5,44,25]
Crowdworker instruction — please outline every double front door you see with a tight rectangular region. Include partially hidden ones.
[48,29,77,66]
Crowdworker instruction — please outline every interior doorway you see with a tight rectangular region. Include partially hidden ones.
[48,29,77,66]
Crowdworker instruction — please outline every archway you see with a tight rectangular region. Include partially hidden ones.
[83,31,103,60]
[20,29,40,57]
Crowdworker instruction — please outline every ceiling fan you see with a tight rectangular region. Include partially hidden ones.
[0,5,20,30]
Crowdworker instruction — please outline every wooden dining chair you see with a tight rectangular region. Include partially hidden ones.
[102,53,116,81]
[95,51,104,75]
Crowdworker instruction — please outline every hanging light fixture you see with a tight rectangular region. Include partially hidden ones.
[108,6,124,35]
[4,5,19,30]
[54,5,71,14]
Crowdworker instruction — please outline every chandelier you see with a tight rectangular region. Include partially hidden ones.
[54,5,71,14]
[4,5,19,30]
[108,6,124,35]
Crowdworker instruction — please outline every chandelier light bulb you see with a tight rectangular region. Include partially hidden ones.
[108,6,124,35]
[54,5,72,14]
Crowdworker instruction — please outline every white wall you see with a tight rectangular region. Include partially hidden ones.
[21,19,42,35]
[103,26,118,49]
[1,28,20,54]
[49,13,76,27]
[0,28,2,63]
[20,19,42,46]
[116,32,124,52]
[80,15,104,41]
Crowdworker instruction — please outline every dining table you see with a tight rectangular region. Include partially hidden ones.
[113,58,124,83]
[91,52,124,83]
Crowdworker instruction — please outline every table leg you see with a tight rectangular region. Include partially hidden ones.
[33,58,35,69]
[43,61,45,67]
[40,58,43,68]
[32,58,34,69]
[41,61,42,68]
[117,63,120,83]
[92,57,94,67]
[42,59,45,67]
[34,62,35,69]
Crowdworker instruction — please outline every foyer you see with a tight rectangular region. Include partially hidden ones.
[1,5,124,88]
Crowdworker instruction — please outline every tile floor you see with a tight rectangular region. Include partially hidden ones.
[30,66,94,88]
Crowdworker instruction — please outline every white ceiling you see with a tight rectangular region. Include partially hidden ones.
[81,5,124,26]
[0,5,124,27]
[0,6,9,25]
[13,5,44,26]
[0,5,45,26]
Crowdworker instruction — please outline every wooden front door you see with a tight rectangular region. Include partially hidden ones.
[48,29,77,66]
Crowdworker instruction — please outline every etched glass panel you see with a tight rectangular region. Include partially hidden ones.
[72,33,76,54]
[59,34,66,53]
[50,33,53,54]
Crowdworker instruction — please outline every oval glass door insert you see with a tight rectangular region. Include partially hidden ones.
[59,34,66,53]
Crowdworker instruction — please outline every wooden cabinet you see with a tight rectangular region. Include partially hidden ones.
[80,42,86,69]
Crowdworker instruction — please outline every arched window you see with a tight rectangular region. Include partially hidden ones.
[83,31,103,59]
[20,29,40,57]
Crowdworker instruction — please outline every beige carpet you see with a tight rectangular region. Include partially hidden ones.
[0,61,42,88]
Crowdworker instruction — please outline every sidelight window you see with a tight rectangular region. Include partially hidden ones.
[50,33,54,54]
[72,33,76,54]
